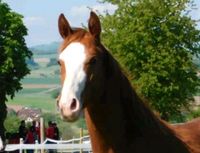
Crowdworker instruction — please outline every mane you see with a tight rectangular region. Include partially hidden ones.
[104,48,170,134]
[96,44,192,152]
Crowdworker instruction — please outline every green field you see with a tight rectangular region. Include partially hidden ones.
[8,93,57,112]
[8,53,60,112]
[5,44,89,139]
[33,53,58,59]
[22,77,59,84]
[17,88,49,94]
[7,78,59,112]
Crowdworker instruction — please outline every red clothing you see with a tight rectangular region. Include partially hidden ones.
[46,127,54,139]
[35,126,40,141]
[25,131,35,144]
[9,138,19,144]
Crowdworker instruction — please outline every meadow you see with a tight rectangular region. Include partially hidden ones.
[6,50,89,139]
[8,93,57,112]
[7,52,60,113]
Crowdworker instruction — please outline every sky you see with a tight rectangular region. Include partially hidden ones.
[2,0,200,47]
[3,0,117,47]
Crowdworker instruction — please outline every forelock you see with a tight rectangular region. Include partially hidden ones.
[60,29,88,51]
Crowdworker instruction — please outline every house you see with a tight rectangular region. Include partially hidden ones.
[17,107,42,121]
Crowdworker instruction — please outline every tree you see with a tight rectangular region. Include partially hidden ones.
[0,0,32,140]
[101,0,200,120]
[4,112,21,134]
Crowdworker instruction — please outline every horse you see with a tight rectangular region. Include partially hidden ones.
[57,11,200,153]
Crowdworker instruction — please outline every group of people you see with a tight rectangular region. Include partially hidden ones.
[19,120,60,142]
[4,120,60,153]
[18,120,40,145]
[18,120,59,153]
[46,121,59,140]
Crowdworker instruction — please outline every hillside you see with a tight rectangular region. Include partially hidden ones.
[6,42,89,139]
[8,42,60,112]
[29,41,60,55]
[8,42,200,111]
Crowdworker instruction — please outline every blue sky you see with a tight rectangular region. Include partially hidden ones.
[3,0,116,47]
[3,0,200,47]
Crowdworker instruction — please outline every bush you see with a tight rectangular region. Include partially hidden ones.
[186,108,200,121]
[4,113,21,133]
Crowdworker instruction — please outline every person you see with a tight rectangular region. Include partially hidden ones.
[46,121,54,139]
[18,120,27,141]
[24,126,35,153]
[31,120,40,143]
[52,122,59,140]
[35,121,40,143]
[46,121,55,153]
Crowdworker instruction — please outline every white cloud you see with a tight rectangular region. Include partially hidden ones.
[23,16,46,27]
[68,3,117,26]
[70,3,117,17]
[92,3,117,15]
[70,5,88,17]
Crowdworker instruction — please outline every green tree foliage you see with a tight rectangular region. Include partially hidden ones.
[0,0,32,140]
[101,0,200,120]
[4,112,21,134]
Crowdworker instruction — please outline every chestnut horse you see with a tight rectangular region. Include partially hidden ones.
[57,11,200,153]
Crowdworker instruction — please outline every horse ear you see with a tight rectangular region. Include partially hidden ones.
[58,13,72,39]
[88,11,101,40]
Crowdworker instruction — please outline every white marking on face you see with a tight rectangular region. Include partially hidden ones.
[59,42,87,110]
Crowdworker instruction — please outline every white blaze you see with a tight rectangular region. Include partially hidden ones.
[59,42,87,108]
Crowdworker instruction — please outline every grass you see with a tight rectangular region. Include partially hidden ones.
[21,77,60,84]
[8,53,60,112]
[8,62,60,111]
[17,88,48,94]
[33,53,58,59]
[5,51,89,139]
[29,67,59,78]
[7,93,57,112]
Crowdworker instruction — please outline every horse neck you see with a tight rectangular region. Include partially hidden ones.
[84,109,113,153]
[84,50,190,153]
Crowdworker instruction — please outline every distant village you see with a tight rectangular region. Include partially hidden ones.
[7,107,42,122]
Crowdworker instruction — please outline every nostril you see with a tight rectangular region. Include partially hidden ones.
[70,98,77,111]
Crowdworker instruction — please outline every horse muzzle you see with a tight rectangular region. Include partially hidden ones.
[58,97,81,122]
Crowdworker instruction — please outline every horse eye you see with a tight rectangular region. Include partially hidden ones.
[57,60,61,66]
[89,57,97,65]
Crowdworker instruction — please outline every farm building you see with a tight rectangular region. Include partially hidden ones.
[17,107,42,122]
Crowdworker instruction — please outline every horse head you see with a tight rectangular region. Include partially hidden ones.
[57,12,108,122]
